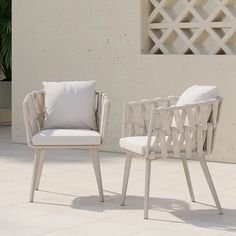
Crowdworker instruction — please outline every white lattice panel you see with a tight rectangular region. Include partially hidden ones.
[146,0,236,55]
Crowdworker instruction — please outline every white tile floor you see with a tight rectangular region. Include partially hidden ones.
[0,126,236,236]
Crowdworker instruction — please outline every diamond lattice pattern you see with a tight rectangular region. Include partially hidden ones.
[147,0,236,54]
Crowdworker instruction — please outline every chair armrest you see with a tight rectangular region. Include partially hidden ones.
[23,91,45,147]
[122,96,179,138]
[98,93,111,145]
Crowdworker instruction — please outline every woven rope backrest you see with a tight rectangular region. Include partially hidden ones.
[147,98,222,158]
[96,92,110,136]
[23,90,101,145]
[124,97,179,137]
[23,90,45,146]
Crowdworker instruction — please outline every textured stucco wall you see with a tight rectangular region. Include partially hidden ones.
[12,0,236,163]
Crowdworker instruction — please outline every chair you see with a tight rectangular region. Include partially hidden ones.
[23,90,110,202]
[119,96,223,219]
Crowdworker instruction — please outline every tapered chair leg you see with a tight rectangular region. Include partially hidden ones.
[181,157,195,202]
[29,149,42,202]
[35,150,45,190]
[144,159,152,219]
[90,149,104,202]
[120,155,132,206]
[199,155,223,215]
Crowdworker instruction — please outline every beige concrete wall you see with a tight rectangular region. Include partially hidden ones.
[13,0,236,163]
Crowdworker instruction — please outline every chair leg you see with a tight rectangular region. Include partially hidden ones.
[181,157,195,202]
[90,149,104,202]
[120,155,132,206]
[199,155,223,215]
[144,159,152,219]
[35,150,45,190]
[29,149,42,202]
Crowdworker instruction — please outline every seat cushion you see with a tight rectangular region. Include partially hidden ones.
[120,136,156,155]
[120,136,196,156]
[32,129,101,146]
[43,81,97,130]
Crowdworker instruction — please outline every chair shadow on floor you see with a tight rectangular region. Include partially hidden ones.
[72,190,236,232]
[35,189,236,233]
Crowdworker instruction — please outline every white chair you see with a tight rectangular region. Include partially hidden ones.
[23,90,110,202]
[120,96,223,219]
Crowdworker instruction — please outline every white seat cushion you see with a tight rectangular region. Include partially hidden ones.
[32,129,101,146]
[120,136,196,156]
[120,136,155,155]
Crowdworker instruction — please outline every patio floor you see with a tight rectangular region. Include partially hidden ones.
[0,126,236,236]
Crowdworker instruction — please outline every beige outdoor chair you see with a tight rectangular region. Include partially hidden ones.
[120,96,223,219]
[23,90,110,202]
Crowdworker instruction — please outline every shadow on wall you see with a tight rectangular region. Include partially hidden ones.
[0,126,123,163]
[0,145,123,163]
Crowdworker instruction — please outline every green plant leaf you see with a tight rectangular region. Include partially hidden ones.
[0,0,11,79]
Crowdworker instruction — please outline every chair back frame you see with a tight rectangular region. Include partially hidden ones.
[23,90,111,149]
[121,97,222,159]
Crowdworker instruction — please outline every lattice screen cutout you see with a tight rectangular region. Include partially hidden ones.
[146,0,236,55]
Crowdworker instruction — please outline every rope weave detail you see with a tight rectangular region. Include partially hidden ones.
[123,97,222,159]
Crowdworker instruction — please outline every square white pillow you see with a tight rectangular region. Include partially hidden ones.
[172,85,219,127]
[43,81,97,130]
[176,85,219,106]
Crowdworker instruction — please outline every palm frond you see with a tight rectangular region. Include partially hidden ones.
[0,0,11,79]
